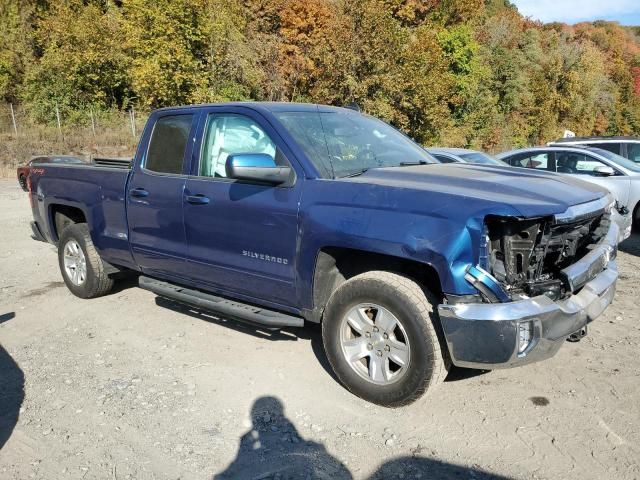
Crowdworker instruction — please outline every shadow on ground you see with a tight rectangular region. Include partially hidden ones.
[0,338,24,450]
[619,231,640,256]
[156,297,494,388]
[155,297,339,382]
[213,396,511,480]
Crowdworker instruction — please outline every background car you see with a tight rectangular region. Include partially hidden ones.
[498,145,639,235]
[425,147,508,166]
[548,136,640,163]
[16,155,85,191]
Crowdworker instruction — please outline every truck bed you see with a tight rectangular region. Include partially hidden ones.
[29,162,136,269]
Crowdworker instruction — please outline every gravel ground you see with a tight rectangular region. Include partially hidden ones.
[1,178,639,479]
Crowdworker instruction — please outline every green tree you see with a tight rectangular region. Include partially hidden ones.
[20,0,130,122]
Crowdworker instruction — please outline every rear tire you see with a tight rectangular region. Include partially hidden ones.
[57,223,114,298]
[18,174,27,191]
[322,271,450,407]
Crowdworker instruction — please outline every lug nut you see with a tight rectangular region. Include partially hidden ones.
[365,332,371,338]
[373,327,379,333]
[384,345,390,352]
[376,350,383,357]
[383,333,388,339]
[367,343,373,350]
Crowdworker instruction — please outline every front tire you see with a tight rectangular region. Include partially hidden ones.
[57,223,114,298]
[322,271,450,407]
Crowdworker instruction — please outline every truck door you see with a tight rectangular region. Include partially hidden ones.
[127,112,197,279]
[182,108,303,308]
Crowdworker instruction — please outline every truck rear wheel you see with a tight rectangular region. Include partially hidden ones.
[322,271,450,407]
[57,223,114,298]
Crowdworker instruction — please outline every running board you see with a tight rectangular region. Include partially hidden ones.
[138,276,304,328]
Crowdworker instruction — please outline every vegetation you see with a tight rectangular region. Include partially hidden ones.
[1,0,640,154]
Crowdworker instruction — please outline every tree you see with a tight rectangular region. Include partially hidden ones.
[20,0,131,122]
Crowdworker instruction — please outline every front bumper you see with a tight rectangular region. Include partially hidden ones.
[437,221,619,369]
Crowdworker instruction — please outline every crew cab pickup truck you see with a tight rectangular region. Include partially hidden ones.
[27,103,619,406]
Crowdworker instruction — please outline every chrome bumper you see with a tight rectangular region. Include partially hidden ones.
[438,222,619,369]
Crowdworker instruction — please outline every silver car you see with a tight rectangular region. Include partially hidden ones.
[425,147,508,166]
[498,146,637,240]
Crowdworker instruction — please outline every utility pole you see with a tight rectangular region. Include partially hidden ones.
[55,103,63,141]
[90,108,96,137]
[9,103,18,135]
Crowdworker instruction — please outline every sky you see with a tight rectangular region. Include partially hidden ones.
[511,0,640,26]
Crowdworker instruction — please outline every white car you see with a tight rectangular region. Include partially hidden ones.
[498,146,637,240]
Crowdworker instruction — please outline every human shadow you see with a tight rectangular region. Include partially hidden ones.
[214,396,514,480]
[369,456,512,479]
[0,344,25,450]
[213,396,353,479]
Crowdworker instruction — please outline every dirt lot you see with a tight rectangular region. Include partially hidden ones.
[1,178,639,480]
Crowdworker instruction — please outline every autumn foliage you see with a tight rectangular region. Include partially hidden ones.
[1,0,640,150]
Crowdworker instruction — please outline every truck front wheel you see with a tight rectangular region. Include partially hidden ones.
[57,223,114,299]
[322,271,449,407]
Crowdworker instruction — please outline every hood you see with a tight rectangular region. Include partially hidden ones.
[343,164,608,218]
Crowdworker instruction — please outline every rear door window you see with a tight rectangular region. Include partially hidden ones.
[145,115,194,174]
[510,153,551,170]
[627,144,640,163]
[586,142,621,156]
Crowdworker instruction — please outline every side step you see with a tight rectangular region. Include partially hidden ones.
[138,276,304,328]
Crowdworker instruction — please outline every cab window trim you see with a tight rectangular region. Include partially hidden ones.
[193,111,296,187]
[142,112,196,177]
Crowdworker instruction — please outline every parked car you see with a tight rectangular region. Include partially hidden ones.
[27,102,619,406]
[498,145,638,236]
[549,136,640,163]
[425,147,508,166]
[17,155,85,191]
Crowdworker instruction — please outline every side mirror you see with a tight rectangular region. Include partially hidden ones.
[593,165,616,176]
[225,153,292,185]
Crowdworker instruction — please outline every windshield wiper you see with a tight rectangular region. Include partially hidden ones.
[342,168,373,178]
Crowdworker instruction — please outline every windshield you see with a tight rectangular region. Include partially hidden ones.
[587,148,640,173]
[274,110,436,178]
[458,152,507,166]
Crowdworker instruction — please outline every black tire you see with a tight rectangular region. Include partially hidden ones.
[18,175,27,191]
[633,203,640,232]
[322,271,450,407]
[57,223,114,299]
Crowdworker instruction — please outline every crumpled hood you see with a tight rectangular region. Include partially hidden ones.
[344,163,608,218]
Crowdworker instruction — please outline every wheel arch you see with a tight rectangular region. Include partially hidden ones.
[306,246,443,323]
[50,203,88,243]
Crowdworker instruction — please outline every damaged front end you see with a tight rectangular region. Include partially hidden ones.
[438,195,619,369]
[478,207,611,302]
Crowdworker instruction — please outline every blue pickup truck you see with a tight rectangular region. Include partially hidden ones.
[28,102,619,406]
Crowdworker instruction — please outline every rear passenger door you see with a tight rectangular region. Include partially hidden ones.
[182,107,303,308]
[127,112,197,279]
